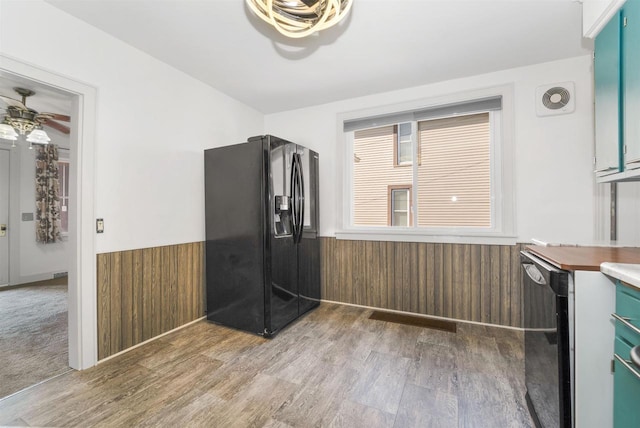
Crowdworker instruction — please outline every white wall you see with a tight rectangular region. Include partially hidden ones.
[596,181,640,245]
[1,136,72,285]
[0,125,72,284]
[617,182,640,244]
[0,0,264,254]
[265,55,596,244]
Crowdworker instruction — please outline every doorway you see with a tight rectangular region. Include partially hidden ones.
[0,54,98,372]
[0,79,73,288]
[0,148,8,285]
[0,77,75,398]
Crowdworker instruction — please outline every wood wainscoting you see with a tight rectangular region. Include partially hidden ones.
[96,238,524,360]
[97,242,205,360]
[320,238,526,328]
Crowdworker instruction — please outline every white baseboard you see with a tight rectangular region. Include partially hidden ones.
[96,316,207,366]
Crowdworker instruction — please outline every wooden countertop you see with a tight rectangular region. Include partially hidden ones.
[526,245,640,271]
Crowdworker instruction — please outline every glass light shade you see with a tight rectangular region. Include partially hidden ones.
[246,0,352,39]
[0,123,19,141]
[26,129,51,144]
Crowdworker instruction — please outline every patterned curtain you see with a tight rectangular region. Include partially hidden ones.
[35,144,62,243]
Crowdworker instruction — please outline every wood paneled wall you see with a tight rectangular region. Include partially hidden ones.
[97,242,205,360]
[96,238,524,360]
[320,238,526,328]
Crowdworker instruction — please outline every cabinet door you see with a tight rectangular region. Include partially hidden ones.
[613,338,640,427]
[595,11,622,175]
[623,1,640,169]
[575,271,616,428]
[614,283,640,427]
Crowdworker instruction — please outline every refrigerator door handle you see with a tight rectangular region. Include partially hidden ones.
[289,151,296,242]
[296,153,305,244]
[291,154,297,242]
[293,153,302,244]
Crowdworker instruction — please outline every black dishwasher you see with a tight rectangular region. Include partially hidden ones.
[521,251,571,428]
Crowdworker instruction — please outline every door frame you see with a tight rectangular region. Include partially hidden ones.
[0,54,98,370]
[0,148,9,286]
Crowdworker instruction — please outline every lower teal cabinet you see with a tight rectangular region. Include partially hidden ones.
[614,338,640,427]
[613,282,640,427]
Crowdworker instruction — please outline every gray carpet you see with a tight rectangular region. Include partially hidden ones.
[0,279,69,399]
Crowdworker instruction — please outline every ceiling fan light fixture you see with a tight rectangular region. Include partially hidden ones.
[0,123,19,141]
[246,0,352,38]
[5,116,37,135]
[1,87,71,147]
[26,128,51,145]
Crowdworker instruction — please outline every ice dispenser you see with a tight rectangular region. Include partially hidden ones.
[274,195,292,236]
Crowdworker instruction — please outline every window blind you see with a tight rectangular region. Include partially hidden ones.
[344,96,501,133]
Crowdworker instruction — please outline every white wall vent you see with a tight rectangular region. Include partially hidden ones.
[536,82,575,117]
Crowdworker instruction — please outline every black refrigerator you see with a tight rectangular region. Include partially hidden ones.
[204,135,320,337]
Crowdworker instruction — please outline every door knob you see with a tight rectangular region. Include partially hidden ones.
[0,224,6,237]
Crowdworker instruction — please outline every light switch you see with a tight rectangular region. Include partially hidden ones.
[96,218,104,233]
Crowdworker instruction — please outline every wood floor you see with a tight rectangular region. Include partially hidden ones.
[0,303,532,427]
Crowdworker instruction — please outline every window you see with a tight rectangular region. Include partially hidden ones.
[389,186,411,226]
[396,123,412,165]
[58,155,70,235]
[417,113,491,228]
[342,89,514,241]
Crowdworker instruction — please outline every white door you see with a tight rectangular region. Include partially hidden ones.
[0,149,9,286]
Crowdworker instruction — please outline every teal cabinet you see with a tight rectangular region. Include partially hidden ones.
[613,282,640,427]
[595,11,622,175]
[594,2,640,182]
[623,0,640,170]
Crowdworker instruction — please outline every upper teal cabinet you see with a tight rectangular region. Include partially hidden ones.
[595,11,622,176]
[594,1,640,182]
[623,0,640,171]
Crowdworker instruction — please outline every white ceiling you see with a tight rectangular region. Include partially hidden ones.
[43,0,590,114]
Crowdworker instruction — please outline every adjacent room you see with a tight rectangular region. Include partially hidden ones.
[1,0,639,427]
[0,78,73,398]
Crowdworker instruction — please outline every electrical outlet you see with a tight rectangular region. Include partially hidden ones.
[96,218,104,233]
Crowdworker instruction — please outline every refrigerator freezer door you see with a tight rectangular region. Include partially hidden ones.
[266,137,300,334]
[204,142,265,334]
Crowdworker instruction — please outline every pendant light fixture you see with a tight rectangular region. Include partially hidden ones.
[246,0,353,39]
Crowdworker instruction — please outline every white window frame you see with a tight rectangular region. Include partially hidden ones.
[389,185,412,226]
[336,85,516,245]
[396,122,413,166]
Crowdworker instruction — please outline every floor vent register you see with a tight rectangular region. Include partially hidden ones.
[368,311,457,333]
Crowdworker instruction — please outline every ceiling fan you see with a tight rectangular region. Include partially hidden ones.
[0,87,71,136]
